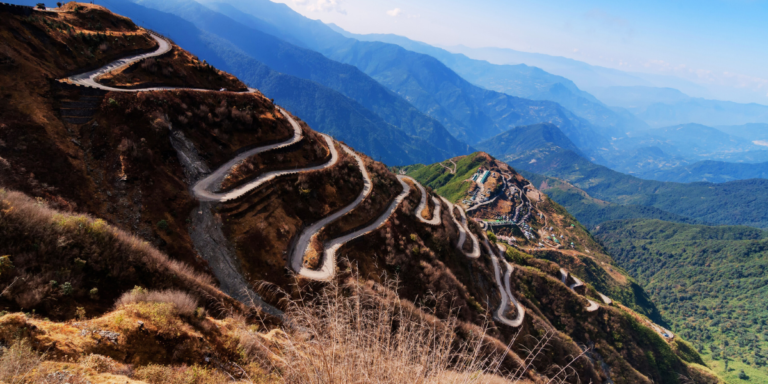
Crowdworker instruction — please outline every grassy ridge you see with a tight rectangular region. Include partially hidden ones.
[403,153,486,202]
[596,219,768,383]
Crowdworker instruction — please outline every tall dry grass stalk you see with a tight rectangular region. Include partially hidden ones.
[238,278,552,384]
[0,339,44,384]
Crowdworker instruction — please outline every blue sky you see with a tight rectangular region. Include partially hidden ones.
[275,0,768,104]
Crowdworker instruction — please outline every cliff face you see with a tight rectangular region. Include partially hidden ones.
[0,4,721,383]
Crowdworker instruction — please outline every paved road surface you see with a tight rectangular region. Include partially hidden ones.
[290,145,374,280]
[401,176,442,226]
[193,111,337,202]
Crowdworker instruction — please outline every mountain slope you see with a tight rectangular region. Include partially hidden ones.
[596,219,768,383]
[475,123,585,159]
[330,30,649,133]
[0,5,720,383]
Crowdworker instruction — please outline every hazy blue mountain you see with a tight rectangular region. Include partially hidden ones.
[716,123,768,142]
[474,123,585,159]
[442,45,712,98]
[640,160,768,183]
[324,30,648,134]
[625,123,763,158]
[600,146,688,176]
[592,86,768,128]
[590,86,692,110]
[201,0,612,155]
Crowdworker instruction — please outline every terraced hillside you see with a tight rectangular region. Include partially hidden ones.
[0,3,721,383]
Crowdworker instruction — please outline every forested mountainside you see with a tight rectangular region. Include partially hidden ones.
[0,4,722,383]
[596,220,768,383]
[475,125,768,228]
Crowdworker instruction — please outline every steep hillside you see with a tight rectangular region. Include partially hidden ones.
[9,0,469,166]
[0,4,722,383]
[402,153,667,322]
[596,219,768,383]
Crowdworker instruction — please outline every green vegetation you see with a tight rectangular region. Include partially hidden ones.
[403,153,485,202]
[596,219,768,382]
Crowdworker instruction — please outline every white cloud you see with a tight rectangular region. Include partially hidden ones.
[386,8,402,17]
[295,0,346,15]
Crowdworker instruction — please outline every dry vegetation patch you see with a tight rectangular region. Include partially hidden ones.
[98,46,248,91]
[0,189,251,320]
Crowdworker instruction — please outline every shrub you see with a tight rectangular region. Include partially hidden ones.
[156,219,170,233]
[0,255,12,276]
[75,307,86,320]
[89,287,99,300]
[61,282,73,296]
[115,288,197,317]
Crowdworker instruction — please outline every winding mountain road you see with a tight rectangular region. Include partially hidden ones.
[61,29,527,329]
[401,176,442,226]
[484,238,525,327]
[289,146,376,280]
[560,269,600,312]
[65,32,174,92]
[192,110,337,202]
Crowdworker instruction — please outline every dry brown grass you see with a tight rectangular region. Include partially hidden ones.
[0,339,44,384]
[237,278,542,384]
[0,188,255,321]
[115,287,198,317]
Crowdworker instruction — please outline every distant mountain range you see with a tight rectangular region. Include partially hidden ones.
[325,30,649,135]
[441,45,713,98]
[195,0,615,155]
[591,86,768,128]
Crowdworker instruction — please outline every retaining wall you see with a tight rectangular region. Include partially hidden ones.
[0,2,34,16]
